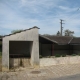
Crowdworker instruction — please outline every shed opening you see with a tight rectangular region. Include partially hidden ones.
[9,41,33,68]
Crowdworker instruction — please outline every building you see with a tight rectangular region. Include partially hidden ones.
[1,26,80,71]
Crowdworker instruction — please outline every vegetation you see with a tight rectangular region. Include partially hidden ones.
[43,29,74,37]
[39,53,80,58]
[11,29,23,34]
[56,31,61,36]
[64,29,74,36]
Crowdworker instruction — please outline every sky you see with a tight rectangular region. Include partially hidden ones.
[0,0,80,36]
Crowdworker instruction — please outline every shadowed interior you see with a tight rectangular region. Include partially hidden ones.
[9,41,33,58]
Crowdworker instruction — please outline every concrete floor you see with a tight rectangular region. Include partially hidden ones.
[0,64,80,80]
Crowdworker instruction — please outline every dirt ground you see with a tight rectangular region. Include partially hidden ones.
[0,64,80,80]
[0,58,2,71]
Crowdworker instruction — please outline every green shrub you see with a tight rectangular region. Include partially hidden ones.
[55,54,61,57]
[54,53,67,57]
[72,54,77,56]
[61,54,67,57]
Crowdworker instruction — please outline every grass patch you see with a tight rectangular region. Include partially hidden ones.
[55,53,67,57]
[40,53,80,58]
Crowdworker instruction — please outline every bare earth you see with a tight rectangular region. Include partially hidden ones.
[0,63,80,80]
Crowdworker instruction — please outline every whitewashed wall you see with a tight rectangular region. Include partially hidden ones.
[40,56,80,67]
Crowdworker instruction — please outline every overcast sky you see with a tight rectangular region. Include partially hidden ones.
[0,0,80,36]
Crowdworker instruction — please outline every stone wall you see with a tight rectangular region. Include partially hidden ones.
[40,56,80,67]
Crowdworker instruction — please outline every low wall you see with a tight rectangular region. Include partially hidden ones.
[40,56,80,67]
[9,58,30,68]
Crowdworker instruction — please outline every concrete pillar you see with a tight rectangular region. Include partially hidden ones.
[2,40,9,71]
[31,40,39,68]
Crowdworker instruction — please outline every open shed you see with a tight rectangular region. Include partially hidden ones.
[2,26,40,71]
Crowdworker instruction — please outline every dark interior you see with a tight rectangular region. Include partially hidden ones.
[9,41,33,58]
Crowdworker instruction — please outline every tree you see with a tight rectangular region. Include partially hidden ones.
[64,29,74,36]
[11,29,23,34]
[56,31,61,36]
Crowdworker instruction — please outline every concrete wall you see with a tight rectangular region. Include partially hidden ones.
[9,58,30,68]
[40,56,80,67]
[2,27,39,71]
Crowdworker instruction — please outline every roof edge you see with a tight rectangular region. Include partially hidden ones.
[32,26,40,29]
[68,37,73,44]
[3,26,40,38]
[39,35,58,44]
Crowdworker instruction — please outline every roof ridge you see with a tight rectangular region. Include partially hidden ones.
[68,37,73,44]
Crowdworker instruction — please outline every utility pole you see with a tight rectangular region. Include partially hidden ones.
[60,19,65,36]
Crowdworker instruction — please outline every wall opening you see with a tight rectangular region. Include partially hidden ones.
[9,41,33,69]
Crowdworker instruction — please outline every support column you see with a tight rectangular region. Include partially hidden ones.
[31,41,39,68]
[2,40,9,71]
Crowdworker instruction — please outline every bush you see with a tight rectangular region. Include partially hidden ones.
[54,53,67,57]
[61,54,67,57]
[55,54,61,57]
[71,54,77,56]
